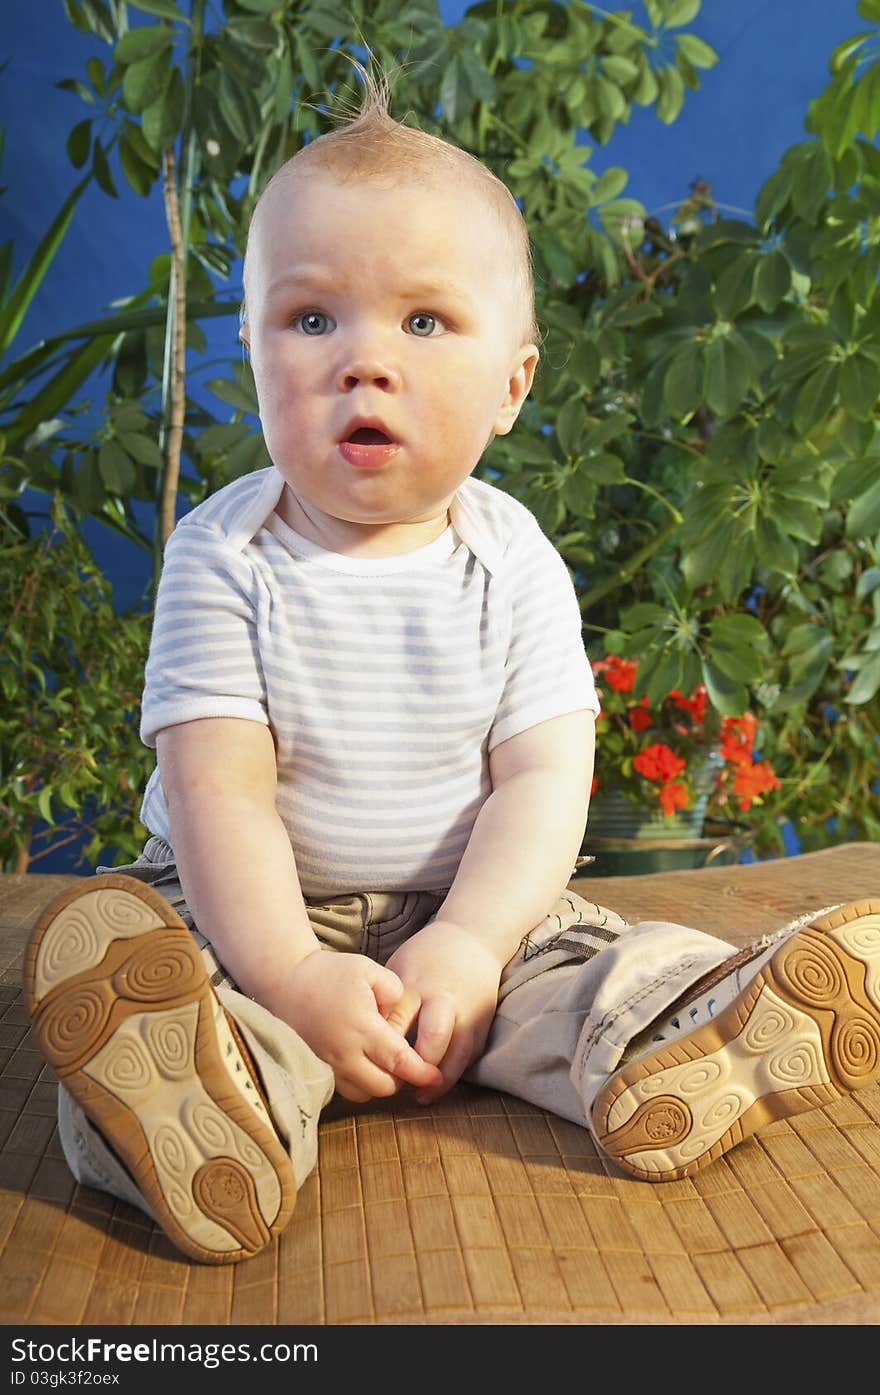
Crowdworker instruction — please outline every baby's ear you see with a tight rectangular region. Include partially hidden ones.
[493,343,539,435]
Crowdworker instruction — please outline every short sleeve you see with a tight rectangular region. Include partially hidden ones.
[139,524,269,747]
[489,523,598,750]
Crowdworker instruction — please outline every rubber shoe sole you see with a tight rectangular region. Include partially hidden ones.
[591,899,880,1182]
[23,874,297,1263]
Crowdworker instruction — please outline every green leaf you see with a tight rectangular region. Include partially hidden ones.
[856,566,880,601]
[568,338,600,390]
[81,0,115,42]
[129,0,188,19]
[631,63,658,106]
[235,0,282,11]
[557,399,586,457]
[621,602,669,629]
[755,164,794,228]
[602,56,639,85]
[840,353,880,419]
[117,431,163,468]
[719,526,756,601]
[591,166,628,204]
[123,51,171,114]
[655,64,685,124]
[92,140,118,198]
[766,494,822,544]
[62,0,90,34]
[0,174,90,355]
[703,335,750,417]
[675,33,718,68]
[754,249,792,310]
[714,252,757,319]
[753,516,803,574]
[708,641,764,684]
[67,119,92,169]
[845,648,880,704]
[115,26,173,64]
[846,476,880,538]
[663,0,701,27]
[37,786,55,827]
[792,143,833,222]
[119,136,155,197]
[227,17,278,49]
[710,613,769,650]
[73,450,105,512]
[98,440,136,494]
[4,334,116,446]
[701,659,747,717]
[206,376,259,414]
[142,67,186,152]
[460,49,495,104]
[440,57,470,124]
[664,340,703,417]
[588,453,625,484]
[793,362,839,435]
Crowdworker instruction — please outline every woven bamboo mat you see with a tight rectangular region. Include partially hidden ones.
[0,843,878,1327]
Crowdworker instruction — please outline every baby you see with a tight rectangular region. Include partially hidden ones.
[24,79,880,1265]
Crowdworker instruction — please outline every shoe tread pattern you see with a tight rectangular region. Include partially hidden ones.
[24,875,296,1263]
[592,900,880,1182]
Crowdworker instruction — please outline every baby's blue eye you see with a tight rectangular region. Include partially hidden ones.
[407,312,438,337]
[297,311,331,335]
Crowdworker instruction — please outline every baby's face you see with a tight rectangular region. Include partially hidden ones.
[241,169,538,547]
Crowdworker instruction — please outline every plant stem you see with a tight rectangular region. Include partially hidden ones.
[13,821,32,875]
[158,144,187,554]
[154,0,204,592]
[579,516,681,609]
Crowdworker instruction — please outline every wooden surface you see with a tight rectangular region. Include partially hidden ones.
[0,843,879,1326]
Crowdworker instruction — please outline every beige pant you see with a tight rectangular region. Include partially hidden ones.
[58,838,735,1206]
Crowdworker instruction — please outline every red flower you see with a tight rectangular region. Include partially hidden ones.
[732,760,780,810]
[633,743,687,782]
[601,656,638,694]
[659,781,690,816]
[720,712,758,766]
[628,700,653,732]
[669,686,708,723]
[590,775,598,796]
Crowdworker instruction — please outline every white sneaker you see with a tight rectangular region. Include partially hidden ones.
[592,900,880,1182]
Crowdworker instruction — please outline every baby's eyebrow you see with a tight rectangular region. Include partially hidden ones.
[266,267,336,296]
[266,268,472,306]
[397,279,472,305]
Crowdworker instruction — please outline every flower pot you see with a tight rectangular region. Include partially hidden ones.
[577,818,754,879]
[586,750,722,842]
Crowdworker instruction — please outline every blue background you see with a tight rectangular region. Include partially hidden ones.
[1,1,861,869]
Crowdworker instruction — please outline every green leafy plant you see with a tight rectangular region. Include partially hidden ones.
[0,496,152,873]
[4,0,879,869]
[8,0,719,589]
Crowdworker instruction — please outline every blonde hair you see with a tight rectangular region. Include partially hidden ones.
[241,69,537,343]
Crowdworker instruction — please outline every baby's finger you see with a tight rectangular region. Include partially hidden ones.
[374,1022,443,1088]
[416,1039,472,1104]
[368,962,408,1018]
[412,996,456,1069]
[382,984,421,1037]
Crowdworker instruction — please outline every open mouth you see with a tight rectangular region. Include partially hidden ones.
[346,426,393,445]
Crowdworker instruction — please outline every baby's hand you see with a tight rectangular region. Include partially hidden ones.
[283,950,444,1102]
[384,920,502,1104]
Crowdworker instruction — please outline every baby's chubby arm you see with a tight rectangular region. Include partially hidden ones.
[156,718,442,1101]
[385,709,595,1101]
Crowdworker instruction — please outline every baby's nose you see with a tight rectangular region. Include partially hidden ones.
[337,356,401,392]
